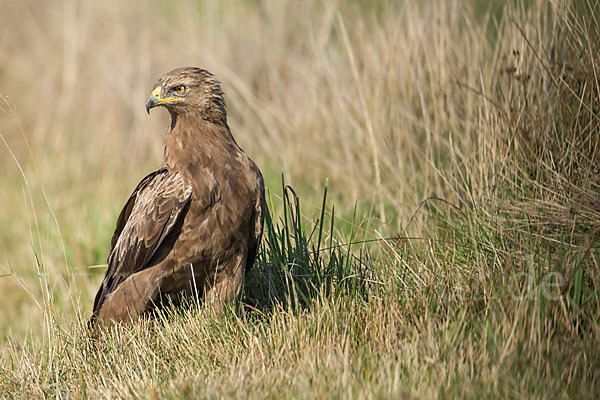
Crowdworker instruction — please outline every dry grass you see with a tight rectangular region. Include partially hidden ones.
[1,0,599,398]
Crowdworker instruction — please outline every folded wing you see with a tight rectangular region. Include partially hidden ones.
[91,168,192,319]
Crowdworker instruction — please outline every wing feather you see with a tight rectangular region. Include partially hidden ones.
[92,168,192,315]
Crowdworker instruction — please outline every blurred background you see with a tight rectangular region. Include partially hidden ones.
[1,0,597,342]
[3,0,472,337]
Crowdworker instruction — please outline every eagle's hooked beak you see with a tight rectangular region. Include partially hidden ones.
[146,88,160,114]
[146,87,182,113]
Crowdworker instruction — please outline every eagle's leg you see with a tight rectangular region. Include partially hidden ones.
[203,253,246,311]
[95,266,166,325]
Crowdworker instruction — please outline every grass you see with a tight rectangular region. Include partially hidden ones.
[1,0,599,398]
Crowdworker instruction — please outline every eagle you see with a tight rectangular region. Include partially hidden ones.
[90,67,265,326]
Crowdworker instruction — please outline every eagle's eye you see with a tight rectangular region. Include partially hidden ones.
[174,85,186,94]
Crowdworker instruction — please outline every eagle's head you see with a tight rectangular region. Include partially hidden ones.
[146,67,226,123]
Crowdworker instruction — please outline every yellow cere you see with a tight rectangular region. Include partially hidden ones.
[152,86,182,104]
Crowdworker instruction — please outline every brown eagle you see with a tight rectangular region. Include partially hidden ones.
[90,67,265,325]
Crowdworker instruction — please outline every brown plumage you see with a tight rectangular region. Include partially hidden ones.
[90,67,265,326]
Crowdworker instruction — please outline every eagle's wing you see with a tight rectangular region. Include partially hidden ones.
[92,167,192,315]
